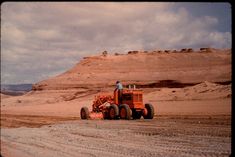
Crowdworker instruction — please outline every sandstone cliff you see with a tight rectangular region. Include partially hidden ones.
[33,48,231,90]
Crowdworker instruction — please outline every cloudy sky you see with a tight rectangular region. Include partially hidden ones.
[1,2,231,84]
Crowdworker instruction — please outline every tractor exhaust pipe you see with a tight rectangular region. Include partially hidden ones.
[128,84,136,89]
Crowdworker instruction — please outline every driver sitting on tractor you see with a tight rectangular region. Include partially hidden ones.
[115,81,123,103]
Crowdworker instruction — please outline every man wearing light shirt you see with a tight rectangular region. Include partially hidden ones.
[116,81,123,103]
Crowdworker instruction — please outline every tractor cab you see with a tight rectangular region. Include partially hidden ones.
[114,85,144,110]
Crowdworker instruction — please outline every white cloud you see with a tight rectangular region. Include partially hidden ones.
[33,29,60,40]
[1,2,231,84]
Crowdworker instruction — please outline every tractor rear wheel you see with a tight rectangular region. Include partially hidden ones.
[143,103,154,119]
[80,107,89,119]
[109,104,119,119]
[132,110,142,119]
[119,104,131,120]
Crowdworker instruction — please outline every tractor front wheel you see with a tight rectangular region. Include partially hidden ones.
[143,103,154,119]
[119,104,131,120]
[109,104,119,119]
[80,107,89,119]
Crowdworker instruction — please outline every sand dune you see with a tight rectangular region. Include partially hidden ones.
[1,93,12,99]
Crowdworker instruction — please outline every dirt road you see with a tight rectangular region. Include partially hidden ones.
[1,115,231,157]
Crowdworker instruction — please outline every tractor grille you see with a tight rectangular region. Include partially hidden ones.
[133,94,142,102]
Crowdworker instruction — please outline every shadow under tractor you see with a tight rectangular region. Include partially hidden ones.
[80,85,154,120]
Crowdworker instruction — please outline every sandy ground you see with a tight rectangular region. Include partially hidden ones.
[1,115,231,157]
[0,81,231,157]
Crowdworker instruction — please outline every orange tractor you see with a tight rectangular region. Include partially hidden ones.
[80,85,154,120]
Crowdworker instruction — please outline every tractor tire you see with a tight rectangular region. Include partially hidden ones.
[103,111,109,119]
[143,103,154,119]
[109,104,119,119]
[80,107,89,120]
[132,110,142,119]
[119,104,132,120]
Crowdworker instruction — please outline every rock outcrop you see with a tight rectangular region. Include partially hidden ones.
[33,48,231,90]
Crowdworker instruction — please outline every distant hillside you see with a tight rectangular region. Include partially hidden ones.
[1,84,32,96]
[33,48,231,91]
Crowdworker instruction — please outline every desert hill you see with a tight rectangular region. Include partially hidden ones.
[33,48,231,90]
[1,84,32,96]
